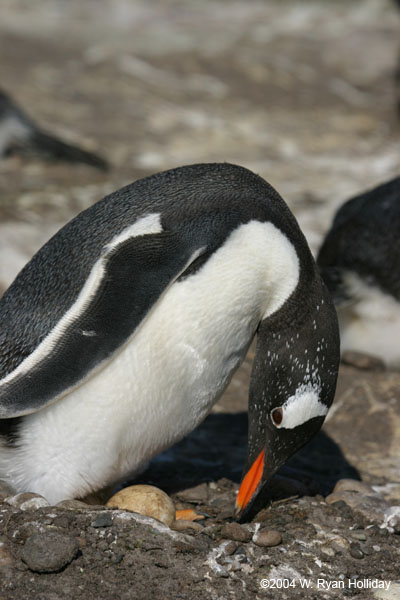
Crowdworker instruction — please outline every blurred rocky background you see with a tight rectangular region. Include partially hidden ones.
[0,0,399,284]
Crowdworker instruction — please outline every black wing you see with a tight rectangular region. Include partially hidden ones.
[0,232,205,417]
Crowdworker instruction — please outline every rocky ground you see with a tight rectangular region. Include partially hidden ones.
[0,0,400,598]
[1,357,400,600]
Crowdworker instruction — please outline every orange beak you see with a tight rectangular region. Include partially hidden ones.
[235,448,265,514]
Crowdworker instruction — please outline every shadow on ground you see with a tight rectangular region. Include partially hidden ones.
[137,411,360,503]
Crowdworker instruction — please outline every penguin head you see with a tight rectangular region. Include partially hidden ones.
[235,279,339,520]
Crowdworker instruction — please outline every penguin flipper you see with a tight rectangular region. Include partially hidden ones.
[0,232,206,418]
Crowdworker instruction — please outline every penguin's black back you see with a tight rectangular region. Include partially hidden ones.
[317,176,400,301]
[0,163,313,379]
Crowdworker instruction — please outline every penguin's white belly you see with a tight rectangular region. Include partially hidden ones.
[339,274,400,368]
[7,220,299,503]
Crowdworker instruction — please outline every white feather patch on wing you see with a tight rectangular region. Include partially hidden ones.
[104,213,162,252]
[275,382,328,429]
[0,213,163,387]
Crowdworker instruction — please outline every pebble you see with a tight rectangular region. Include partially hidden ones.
[331,479,374,495]
[171,520,203,533]
[5,492,49,511]
[209,497,229,508]
[350,530,366,541]
[22,532,80,573]
[177,483,209,504]
[220,522,252,543]
[360,543,372,556]
[218,507,235,520]
[91,512,113,528]
[234,546,248,563]
[329,499,345,510]
[330,535,350,552]
[106,485,175,527]
[0,546,14,567]
[320,545,336,557]
[349,543,364,559]
[56,499,93,510]
[252,529,282,547]
[224,540,238,555]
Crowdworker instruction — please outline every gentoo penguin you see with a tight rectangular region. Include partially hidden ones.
[0,88,108,170]
[0,163,339,518]
[317,175,400,369]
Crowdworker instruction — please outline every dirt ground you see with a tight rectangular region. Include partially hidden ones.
[0,1,399,599]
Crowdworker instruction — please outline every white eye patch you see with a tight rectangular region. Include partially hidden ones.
[271,383,328,429]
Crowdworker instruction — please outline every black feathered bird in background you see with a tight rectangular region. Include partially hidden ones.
[317,176,400,368]
[0,89,108,171]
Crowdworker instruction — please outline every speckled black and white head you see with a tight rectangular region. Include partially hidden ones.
[0,163,339,506]
[235,237,339,518]
[317,175,400,368]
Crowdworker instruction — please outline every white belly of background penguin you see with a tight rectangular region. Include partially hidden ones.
[335,273,400,368]
[0,163,339,516]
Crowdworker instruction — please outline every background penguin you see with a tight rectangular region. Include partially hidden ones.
[0,163,339,517]
[317,175,400,369]
[0,88,108,171]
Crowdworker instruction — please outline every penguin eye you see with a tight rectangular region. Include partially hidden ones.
[271,407,283,427]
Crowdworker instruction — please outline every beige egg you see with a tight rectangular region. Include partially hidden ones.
[106,485,175,527]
